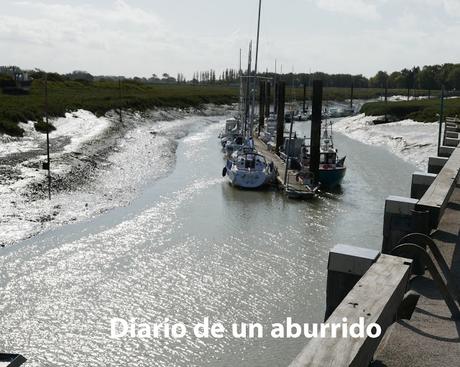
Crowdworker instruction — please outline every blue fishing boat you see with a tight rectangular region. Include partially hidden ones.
[318,153,346,187]
[318,122,346,187]
[298,121,346,188]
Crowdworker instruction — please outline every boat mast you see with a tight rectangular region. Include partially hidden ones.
[238,48,243,129]
[249,0,262,139]
[244,41,252,138]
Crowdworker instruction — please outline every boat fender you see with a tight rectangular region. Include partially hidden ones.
[222,167,227,177]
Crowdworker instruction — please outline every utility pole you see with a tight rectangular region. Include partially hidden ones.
[119,78,123,124]
[45,74,51,200]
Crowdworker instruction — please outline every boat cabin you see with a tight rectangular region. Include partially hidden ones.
[225,118,238,134]
[320,150,338,166]
[234,152,268,171]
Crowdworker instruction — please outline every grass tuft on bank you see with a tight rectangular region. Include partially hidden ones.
[360,97,460,122]
[0,80,447,137]
[0,80,239,137]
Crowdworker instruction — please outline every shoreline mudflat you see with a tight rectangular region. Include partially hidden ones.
[0,104,235,246]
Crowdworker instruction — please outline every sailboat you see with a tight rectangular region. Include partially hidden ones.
[222,26,276,189]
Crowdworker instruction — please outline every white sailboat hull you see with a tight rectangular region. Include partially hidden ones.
[227,169,273,189]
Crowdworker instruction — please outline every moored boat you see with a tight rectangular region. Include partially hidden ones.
[298,120,346,188]
[223,149,276,188]
[221,17,275,190]
[317,122,346,187]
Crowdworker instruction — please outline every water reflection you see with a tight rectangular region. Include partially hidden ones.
[0,116,416,367]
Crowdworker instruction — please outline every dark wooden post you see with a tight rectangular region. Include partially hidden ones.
[274,81,278,114]
[303,82,307,112]
[310,80,323,183]
[266,82,271,117]
[275,81,286,153]
[259,80,265,133]
[384,80,388,122]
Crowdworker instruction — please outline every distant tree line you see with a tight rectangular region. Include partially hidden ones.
[4,63,460,91]
[369,64,460,91]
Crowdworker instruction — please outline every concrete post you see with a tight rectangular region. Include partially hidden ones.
[382,196,419,254]
[410,172,437,199]
[325,244,380,320]
[428,156,448,174]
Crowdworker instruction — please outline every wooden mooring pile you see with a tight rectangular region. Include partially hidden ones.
[255,80,324,199]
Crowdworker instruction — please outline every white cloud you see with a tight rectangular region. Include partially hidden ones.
[308,0,384,19]
[442,0,460,14]
[0,0,252,77]
[0,0,459,78]
[0,0,166,47]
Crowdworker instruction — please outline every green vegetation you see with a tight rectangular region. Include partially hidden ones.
[361,97,460,122]
[0,80,239,136]
[34,121,56,133]
[369,64,460,90]
[285,87,436,102]
[0,75,451,137]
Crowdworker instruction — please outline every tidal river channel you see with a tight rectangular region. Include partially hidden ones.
[0,114,415,366]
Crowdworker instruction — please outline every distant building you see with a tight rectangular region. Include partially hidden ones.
[0,65,32,94]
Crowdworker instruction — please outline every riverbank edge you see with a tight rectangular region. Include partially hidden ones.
[0,104,235,247]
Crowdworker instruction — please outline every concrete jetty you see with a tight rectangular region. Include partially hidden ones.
[374,184,460,366]
[288,117,460,366]
[373,118,460,366]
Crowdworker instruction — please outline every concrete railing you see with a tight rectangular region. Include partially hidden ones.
[288,245,412,367]
[383,128,460,254]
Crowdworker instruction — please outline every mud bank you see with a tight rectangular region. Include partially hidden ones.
[0,105,235,246]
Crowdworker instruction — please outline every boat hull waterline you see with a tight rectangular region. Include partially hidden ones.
[318,166,346,188]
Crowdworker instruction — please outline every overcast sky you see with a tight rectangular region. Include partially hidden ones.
[1,0,459,78]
